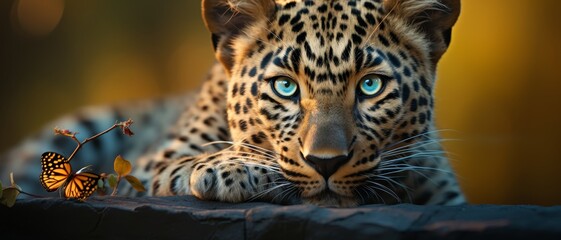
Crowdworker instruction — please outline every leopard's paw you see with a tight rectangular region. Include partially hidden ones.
[190,160,281,202]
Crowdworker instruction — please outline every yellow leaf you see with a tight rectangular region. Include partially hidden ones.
[114,155,132,177]
[0,187,20,207]
[124,175,146,192]
[108,174,118,188]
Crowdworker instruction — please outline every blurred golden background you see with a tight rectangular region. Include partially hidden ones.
[1,0,560,205]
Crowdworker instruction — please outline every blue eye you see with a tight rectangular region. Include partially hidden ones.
[358,75,384,97]
[272,77,299,98]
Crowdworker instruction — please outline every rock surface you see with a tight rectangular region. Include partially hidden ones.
[2,196,561,239]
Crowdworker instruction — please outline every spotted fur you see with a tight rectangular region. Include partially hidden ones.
[2,0,465,207]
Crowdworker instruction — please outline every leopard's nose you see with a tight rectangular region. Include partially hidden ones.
[304,153,350,181]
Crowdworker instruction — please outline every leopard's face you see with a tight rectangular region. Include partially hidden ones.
[208,0,458,206]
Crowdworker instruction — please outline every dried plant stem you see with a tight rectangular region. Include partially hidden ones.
[111,177,121,196]
[18,190,45,198]
[67,124,119,161]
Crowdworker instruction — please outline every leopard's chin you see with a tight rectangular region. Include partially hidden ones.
[301,190,360,208]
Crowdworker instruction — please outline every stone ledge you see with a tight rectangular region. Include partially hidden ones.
[2,196,560,239]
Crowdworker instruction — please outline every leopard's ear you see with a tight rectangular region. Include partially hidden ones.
[384,0,461,65]
[202,0,276,72]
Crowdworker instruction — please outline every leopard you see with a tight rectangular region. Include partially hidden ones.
[1,0,465,207]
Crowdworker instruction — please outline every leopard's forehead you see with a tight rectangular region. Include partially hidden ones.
[239,0,414,97]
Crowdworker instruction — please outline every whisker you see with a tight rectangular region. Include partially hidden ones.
[354,186,367,204]
[264,18,290,49]
[382,137,459,156]
[367,181,401,203]
[249,182,292,201]
[381,152,449,164]
[205,156,282,174]
[371,174,411,191]
[271,185,298,204]
[280,187,299,204]
[377,166,450,187]
[361,184,385,204]
[203,140,277,159]
[372,175,413,203]
[382,129,455,149]
[382,141,448,155]
[362,0,398,49]
[382,150,447,160]
[378,163,453,172]
[218,150,278,164]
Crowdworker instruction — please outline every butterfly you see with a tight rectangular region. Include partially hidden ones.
[40,152,100,200]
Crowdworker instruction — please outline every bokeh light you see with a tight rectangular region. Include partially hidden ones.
[11,0,64,36]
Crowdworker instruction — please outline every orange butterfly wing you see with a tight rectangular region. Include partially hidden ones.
[40,152,72,192]
[64,172,100,200]
[40,152,100,200]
